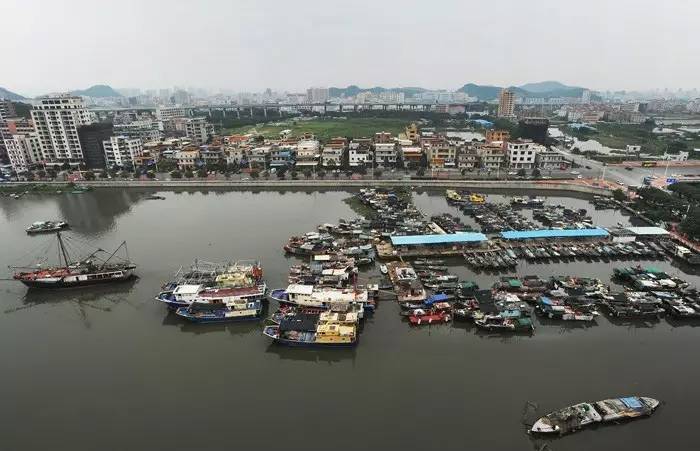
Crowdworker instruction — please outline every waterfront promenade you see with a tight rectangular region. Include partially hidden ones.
[2,178,614,196]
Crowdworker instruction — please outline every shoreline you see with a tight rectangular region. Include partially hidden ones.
[1,179,613,196]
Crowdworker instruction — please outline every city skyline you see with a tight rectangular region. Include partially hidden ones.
[2,0,700,96]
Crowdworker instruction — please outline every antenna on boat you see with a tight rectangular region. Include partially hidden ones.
[56,231,72,267]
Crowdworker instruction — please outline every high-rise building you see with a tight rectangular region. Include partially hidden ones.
[156,106,188,121]
[184,117,213,144]
[0,99,16,120]
[497,89,515,118]
[78,122,114,169]
[103,135,143,169]
[306,87,329,103]
[31,95,94,166]
[3,133,42,172]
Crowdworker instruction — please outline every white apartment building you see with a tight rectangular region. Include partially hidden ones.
[306,87,329,103]
[507,140,540,169]
[321,147,342,167]
[536,148,567,170]
[296,139,321,168]
[348,142,373,167]
[103,136,143,168]
[184,117,213,145]
[3,133,42,172]
[114,120,162,142]
[156,106,188,121]
[31,95,94,165]
[374,143,397,166]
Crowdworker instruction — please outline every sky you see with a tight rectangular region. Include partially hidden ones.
[1,0,699,96]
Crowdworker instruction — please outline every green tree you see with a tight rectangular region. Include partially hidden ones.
[317,170,326,178]
[84,171,95,181]
[531,168,541,178]
[171,170,182,179]
[250,170,260,179]
[612,189,627,202]
[277,171,286,179]
[36,170,47,179]
[517,169,526,177]
[395,154,405,169]
[146,171,156,179]
[184,170,194,178]
[303,169,312,179]
[419,153,429,168]
[417,168,426,177]
[291,170,298,179]
[373,169,383,177]
[197,168,208,178]
[681,208,700,240]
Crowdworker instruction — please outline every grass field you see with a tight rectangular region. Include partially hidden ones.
[226,117,409,141]
[565,122,700,155]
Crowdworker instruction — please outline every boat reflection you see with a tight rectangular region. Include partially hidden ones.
[264,344,357,364]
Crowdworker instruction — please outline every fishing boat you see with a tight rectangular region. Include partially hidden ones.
[25,220,68,234]
[475,315,534,332]
[175,297,263,323]
[269,284,369,315]
[262,312,358,347]
[11,232,135,288]
[408,310,451,325]
[156,260,266,309]
[146,194,166,200]
[531,396,660,435]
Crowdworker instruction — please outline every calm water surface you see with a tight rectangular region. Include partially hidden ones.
[1,189,698,451]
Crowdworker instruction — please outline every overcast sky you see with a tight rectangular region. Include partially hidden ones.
[2,0,698,96]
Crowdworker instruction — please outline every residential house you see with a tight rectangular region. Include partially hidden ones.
[476,143,506,170]
[175,148,200,170]
[349,139,373,167]
[400,146,423,166]
[374,143,397,167]
[536,148,568,170]
[507,139,540,169]
[295,139,320,169]
[457,145,479,169]
[426,143,457,168]
[321,146,343,167]
[269,146,295,167]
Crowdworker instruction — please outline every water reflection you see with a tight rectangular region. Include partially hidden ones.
[4,278,139,328]
[264,344,357,364]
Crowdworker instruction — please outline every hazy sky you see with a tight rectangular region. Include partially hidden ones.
[2,0,698,96]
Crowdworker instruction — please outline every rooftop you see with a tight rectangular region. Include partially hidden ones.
[500,228,609,240]
[391,232,488,246]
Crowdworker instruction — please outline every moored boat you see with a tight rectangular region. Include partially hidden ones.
[12,232,135,289]
[262,312,358,347]
[531,396,660,435]
[25,220,68,234]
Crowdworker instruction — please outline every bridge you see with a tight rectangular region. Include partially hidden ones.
[89,102,489,118]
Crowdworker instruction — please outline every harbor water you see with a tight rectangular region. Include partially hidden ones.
[1,189,699,451]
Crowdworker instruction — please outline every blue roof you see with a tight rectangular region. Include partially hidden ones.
[471,119,494,128]
[425,293,449,305]
[500,228,609,240]
[391,232,487,246]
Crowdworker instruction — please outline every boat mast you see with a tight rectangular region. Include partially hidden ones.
[100,241,128,269]
[56,231,72,267]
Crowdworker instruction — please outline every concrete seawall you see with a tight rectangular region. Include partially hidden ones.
[4,179,613,196]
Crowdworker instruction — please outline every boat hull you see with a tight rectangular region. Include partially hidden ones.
[265,336,358,348]
[17,272,135,289]
[176,309,262,323]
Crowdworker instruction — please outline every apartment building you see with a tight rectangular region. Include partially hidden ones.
[3,133,42,172]
[457,145,479,169]
[184,117,213,145]
[507,139,540,169]
[103,136,143,169]
[348,141,373,167]
[374,143,397,166]
[485,130,510,144]
[155,106,188,121]
[175,149,200,170]
[295,139,320,168]
[476,143,506,170]
[31,95,95,166]
[426,143,457,168]
[536,148,567,170]
[321,147,343,167]
[498,89,515,118]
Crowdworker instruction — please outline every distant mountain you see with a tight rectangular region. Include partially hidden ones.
[518,81,578,93]
[457,83,503,101]
[71,84,122,98]
[329,85,428,98]
[0,87,27,101]
[457,81,587,101]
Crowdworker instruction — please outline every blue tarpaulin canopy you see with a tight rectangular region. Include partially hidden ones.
[425,293,449,305]
[621,397,643,409]
[500,228,609,240]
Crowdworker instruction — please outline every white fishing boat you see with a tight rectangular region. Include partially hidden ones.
[531,396,660,435]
